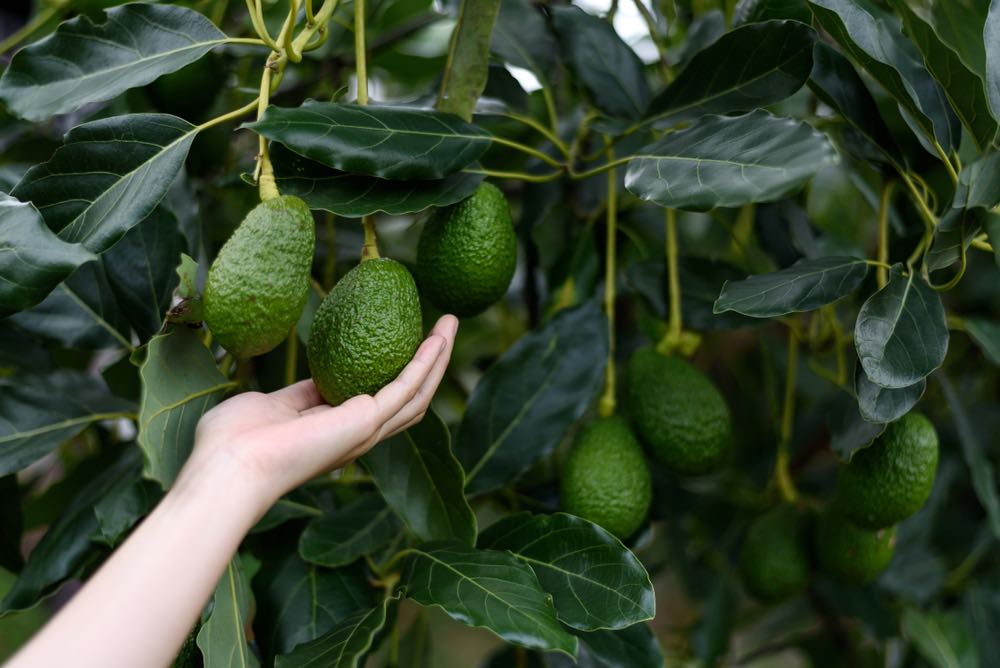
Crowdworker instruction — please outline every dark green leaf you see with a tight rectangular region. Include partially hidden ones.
[271,144,483,218]
[690,580,733,666]
[0,193,95,317]
[11,114,196,254]
[901,607,963,668]
[92,476,160,547]
[930,1,989,77]
[829,395,885,461]
[436,0,501,120]
[252,498,322,534]
[625,110,836,210]
[926,205,986,272]
[855,362,925,424]
[137,327,233,488]
[0,4,226,121]
[274,595,397,668]
[254,553,376,658]
[965,586,1000,665]
[645,20,815,126]
[0,371,133,477]
[197,554,259,668]
[550,5,651,120]
[478,512,654,631]
[458,300,607,494]
[245,102,491,180]
[299,494,400,568]
[575,623,664,668]
[734,0,812,24]
[964,317,1000,365]
[490,0,557,83]
[955,151,1000,210]
[401,541,578,655]
[985,1,1000,123]
[713,256,867,318]
[677,12,725,68]
[808,0,960,152]
[854,267,949,389]
[362,411,476,546]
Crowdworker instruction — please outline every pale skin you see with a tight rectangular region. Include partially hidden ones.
[7,314,459,668]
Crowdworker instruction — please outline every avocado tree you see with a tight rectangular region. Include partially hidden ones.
[2,0,1000,665]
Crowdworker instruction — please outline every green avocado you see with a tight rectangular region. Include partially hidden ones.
[560,416,652,539]
[738,506,811,603]
[417,182,517,317]
[308,258,423,405]
[203,196,315,358]
[835,412,938,529]
[815,511,895,584]
[626,348,731,475]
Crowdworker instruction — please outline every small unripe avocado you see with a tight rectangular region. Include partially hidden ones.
[739,506,810,603]
[203,196,315,358]
[626,348,731,475]
[835,412,938,529]
[417,182,517,317]
[560,416,652,539]
[815,511,895,584]
[308,258,422,405]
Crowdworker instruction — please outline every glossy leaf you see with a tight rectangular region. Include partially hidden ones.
[625,110,836,210]
[198,554,259,668]
[92,475,160,546]
[245,102,491,180]
[271,144,483,218]
[926,206,986,272]
[478,512,654,631]
[955,151,1000,210]
[0,193,95,317]
[575,623,664,668]
[458,300,607,494]
[714,256,867,318]
[362,411,476,546]
[0,4,226,121]
[0,371,133,476]
[854,267,949,389]
[490,0,557,83]
[985,0,1000,124]
[11,113,196,253]
[808,0,960,152]
[401,541,578,655]
[275,595,397,668]
[437,0,501,120]
[137,327,233,488]
[734,0,812,24]
[855,362,926,424]
[299,494,400,568]
[964,317,1000,365]
[645,20,815,126]
[252,497,323,534]
[550,5,651,120]
[829,396,886,461]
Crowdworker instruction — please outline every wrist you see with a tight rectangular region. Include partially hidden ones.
[169,448,274,530]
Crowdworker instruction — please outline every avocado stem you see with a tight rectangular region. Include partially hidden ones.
[775,330,799,503]
[597,139,617,419]
[361,216,380,261]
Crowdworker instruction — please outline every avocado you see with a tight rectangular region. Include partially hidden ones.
[203,195,315,358]
[739,506,810,603]
[417,182,517,317]
[815,511,895,584]
[308,258,423,405]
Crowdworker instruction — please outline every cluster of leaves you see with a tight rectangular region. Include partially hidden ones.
[1,0,1000,665]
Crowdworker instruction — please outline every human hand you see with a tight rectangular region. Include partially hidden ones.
[176,314,458,513]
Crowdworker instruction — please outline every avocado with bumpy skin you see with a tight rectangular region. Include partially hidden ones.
[308,258,423,405]
[417,182,517,317]
[815,511,896,584]
[739,506,810,603]
[203,196,315,358]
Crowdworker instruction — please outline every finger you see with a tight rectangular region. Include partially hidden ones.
[371,334,446,422]
[279,393,380,453]
[269,379,325,412]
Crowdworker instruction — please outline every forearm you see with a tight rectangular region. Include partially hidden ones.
[7,456,266,668]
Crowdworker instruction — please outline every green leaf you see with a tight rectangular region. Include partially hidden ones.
[965,586,1000,665]
[0,371,133,476]
[926,205,986,272]
[645,20,815,126]
[829,395,886,461]
[436,0,501,120]
[458,300,607,494]
[478,512,654,631]
[490,0,557,84]
[244,102,491,180]
[92,475,160,547]
[298,494,400,568]
[575,623,664,668]
[198,554,259,668]
[734,0,812,24]
[11,114,197,253]
[401,541,578,655]
[854,266,949,389]
[890,0,997,150]
[808,0,960,152]
[0,193,95,317]
[253,553,377,658]
[550,5,651,120]
[362,410,476,546]
[901,607,962,668]
[855,362,926,424]
[0,4,226,121]
[137,327,233,488]
[625,110,836,211]
[964,317,1000,365]
[985,1,1000,124]
[987,215,1000,268]
[713,256,867,318]
[251,497,322,534]
[274,595,397,668]
[271,144,483,218]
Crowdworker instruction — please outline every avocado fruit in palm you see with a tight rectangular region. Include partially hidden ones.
[203,195,315,358]
[560,416,652,539]
[417,182,517,317]
[627,347,731,475]
[739,506,810,602]
[835,412,938,529]
[308,258,422,405]
[815,511,895,584]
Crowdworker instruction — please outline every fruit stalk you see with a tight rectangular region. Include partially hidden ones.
[775,330,799,502]
[877,180,893,289]
[598,141,617,418]
[354,0,381,262]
